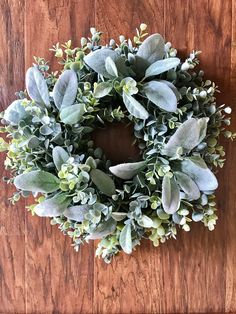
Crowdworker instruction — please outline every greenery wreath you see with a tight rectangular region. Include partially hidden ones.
[1,24,235,263]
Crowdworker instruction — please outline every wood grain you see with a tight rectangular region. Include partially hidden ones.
[0,1,26,313]
[0,0,236,313]
[24,1,95,313]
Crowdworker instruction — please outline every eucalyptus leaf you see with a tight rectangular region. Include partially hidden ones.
[63,205,90,221]
[94,82,113,98]
[91,169,116,196]
[26,67,50,107]
[105,56,118,77]
[14,170,60,193]
[35,193,71,217]
[145,57,180,78]
[137,215,153,228]
[84,49,119,78]
[3,100,27,125]
[111,212,127,221]
[123,93,149,120]
[52,146,70,171]
[143,81,177,112]
[87,218,117,239]
[162,175,180,214]
[119,223,132,254]
[174,171,200,200]
[60,103,86,124]
[180,157,218,191]
[192,211,204,222]
[162,118,209,157]
[53,70,78,109]
[136,33,165,64]
[109,161,146,180]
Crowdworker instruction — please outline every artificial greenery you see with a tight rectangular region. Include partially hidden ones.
[1,24,235,263]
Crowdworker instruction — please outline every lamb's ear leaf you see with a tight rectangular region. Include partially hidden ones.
[105,56,118,77]
[162,118,200,157]
[109,161,146,180]
[53,70,78,109]
[84,49,119,78]
[145,57,180,78]
[197,117,209,144]
[136,33,165,64]
[35,193,71,217]
[94,82,113,98]
[123,93,149,120]
[111,212,127,221]
[174,171,200,200]
[157,80,181,101]
[87,218,117,239]
[143,81,177,112]
[180,157,218,191]
[26,67,50,107]
[63,205,90,221]
[162,175,180,214]
[60,103,86,124]
[119,223,132,254]
[91,169,116,196]
[14,170,59,193]
[52,146,70,171]
[3,100,27,125]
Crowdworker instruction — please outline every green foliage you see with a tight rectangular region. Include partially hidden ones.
[1,24,234,263]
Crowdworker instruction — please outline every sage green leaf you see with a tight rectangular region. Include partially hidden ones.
[111,212,127,221]
[3,100,27,125]
[192,211,204,222]
[53,70,78,109]
[180,157,218,191]
[91,169,116,196]
[63,205,90,221]
[14,170,60,193]
[162,175,180,214]
[87,218,117,239]
[158,80,181,101]
[60,103,86,124]
[162,118,209,157]
[145,57,180,78]
[174,171,200,200]
[94,82,113,98]
[52,146,69,171]
[105,56,118,77]
[197,117,209,144]
[109,161,146,180]
[35,193,71,217]
[143,81,177,112]
[137,215,153,228]
[26,67,50,107]
[84,49,119,78]
[123,93,149,120]
[119,223,132,254]
[136,33,165,64]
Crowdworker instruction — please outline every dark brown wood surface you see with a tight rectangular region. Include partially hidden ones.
[0,0,235,313]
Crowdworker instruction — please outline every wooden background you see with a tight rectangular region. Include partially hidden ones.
[0,0,236,313]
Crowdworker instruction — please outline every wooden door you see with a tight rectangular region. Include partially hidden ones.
[0,0,236,313]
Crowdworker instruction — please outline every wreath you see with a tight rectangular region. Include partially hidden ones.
[1,24,234,263]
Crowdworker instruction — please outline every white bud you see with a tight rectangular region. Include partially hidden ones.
[181,62,190,71]
[224,106,232,114]
[80,37,87,47]
[119,35,125,43]
[140,23,147,31]
[199,91,207,98]
[90,27,96,35]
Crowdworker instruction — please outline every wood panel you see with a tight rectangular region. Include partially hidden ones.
[0,0,236,313]
[24,1,95,313]
[0,1,26,313]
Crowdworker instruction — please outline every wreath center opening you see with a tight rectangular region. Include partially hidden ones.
[91,122,140,164]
